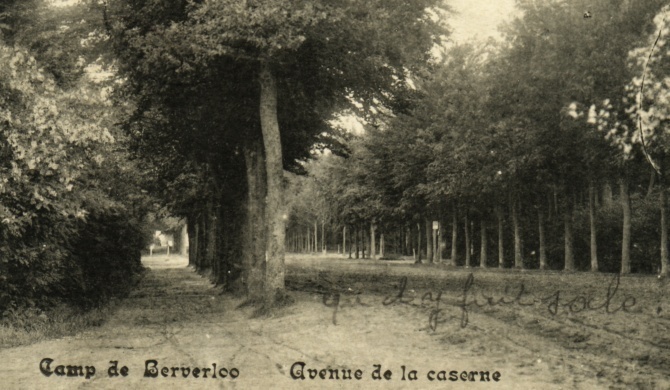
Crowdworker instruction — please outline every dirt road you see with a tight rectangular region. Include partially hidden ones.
[0,255,662,389]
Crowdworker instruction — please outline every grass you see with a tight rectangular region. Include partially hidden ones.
[0,268,146,349]
[0,302,119,349]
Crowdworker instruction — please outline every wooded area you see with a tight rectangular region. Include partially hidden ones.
[2,0,670,318]
[285,0,670,276]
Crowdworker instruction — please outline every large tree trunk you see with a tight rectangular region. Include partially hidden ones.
[259,62,285,304]
[589,181,598,272]
[480,220,487,268]
[512,198,522,268]
[451,209,458,266]
[538,207,547,270]
[425,218,433,263]
[243,139,266,301]
[321,221,325,252]
[564,196,575,272]
[496,205,504,268]
[620,177,632,274]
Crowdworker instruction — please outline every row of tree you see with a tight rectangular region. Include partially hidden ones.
[105,0,449,306]
[286,0,670,276]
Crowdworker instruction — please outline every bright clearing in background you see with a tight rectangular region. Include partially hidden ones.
[447,0,518,42]
[48,0,80,8]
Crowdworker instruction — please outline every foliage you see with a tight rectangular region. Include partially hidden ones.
[285,0,670,275]
[0,1,149,314]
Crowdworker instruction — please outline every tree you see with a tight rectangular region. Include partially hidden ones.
[107,0,447,305]
[578,4,670,276]
[0,0,149,311]
[563,0,667,274]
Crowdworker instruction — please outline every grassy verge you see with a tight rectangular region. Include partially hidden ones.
[0,269,145,349]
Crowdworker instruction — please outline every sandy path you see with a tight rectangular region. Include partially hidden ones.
[0,255,614,389]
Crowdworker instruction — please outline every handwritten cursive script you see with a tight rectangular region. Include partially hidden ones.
[322,273,637,330]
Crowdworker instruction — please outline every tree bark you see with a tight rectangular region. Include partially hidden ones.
[589,181,598,272]
[259,62,285,304]
[620,177,632,274]
[243,139,266,301]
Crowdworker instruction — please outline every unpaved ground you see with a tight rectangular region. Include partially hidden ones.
[0,254,667,389]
